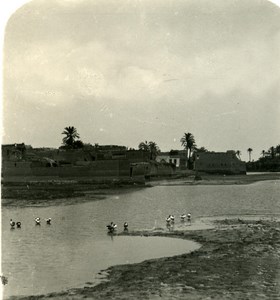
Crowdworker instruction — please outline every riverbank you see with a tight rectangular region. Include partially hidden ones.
[2,173,280,205]
[13,217,280,300]
[150,172,280,186]
[1,180,146,206]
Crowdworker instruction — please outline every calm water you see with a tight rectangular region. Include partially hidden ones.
[2,180,280,298]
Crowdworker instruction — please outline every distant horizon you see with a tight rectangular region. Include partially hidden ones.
[2,0,280,162]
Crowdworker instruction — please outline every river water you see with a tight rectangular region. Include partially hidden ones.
[2,180,280,298]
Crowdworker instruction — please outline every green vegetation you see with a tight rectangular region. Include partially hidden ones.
[246,144,280,172]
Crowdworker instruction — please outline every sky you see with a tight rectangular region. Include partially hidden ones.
[1,0,280,161]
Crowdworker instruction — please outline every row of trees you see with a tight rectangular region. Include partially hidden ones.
[245,145,280,163]
[138,141,160,160]
[61,126,279,171]
[261,145,280,159]
[61,127,203,169]
[235,149,253,162]
[246,144,280,172]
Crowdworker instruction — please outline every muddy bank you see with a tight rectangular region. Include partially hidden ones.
[2,173,279,204]
[1,180,146,207]
[12,218,280,300]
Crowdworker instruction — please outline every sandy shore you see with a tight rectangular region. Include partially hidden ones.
[11,217,280,300]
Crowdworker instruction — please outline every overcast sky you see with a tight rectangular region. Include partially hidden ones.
[2,0,280,161]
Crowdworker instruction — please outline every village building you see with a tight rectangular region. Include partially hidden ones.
[156,150,187,168]
[194,150,246,175]
[156,150,188,173]
[1,143,174,182]
[2,143,247,183]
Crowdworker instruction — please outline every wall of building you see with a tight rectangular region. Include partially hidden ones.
[194,151,246,174]
[2,145,177,182]
[149,162,175,177]
[1,159,146,182]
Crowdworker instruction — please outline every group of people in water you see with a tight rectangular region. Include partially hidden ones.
[11,213,191,232]
[9,219,21,229]
[10,217,52,229]
[35,217,52,225]
[106,213,192,233]
[107,221,128,233]
[166,213,192,225]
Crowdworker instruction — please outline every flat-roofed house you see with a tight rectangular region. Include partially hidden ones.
[156,150,187,170]
[194,150,246,175]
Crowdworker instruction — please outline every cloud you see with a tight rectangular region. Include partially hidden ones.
[2,0,280,153]
[6,29,279,108]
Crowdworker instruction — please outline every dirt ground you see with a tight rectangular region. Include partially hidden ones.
[11,218,280,300]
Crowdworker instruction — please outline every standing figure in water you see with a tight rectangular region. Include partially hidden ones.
[35,217,41,225]
[16,221,21,228]
[124,222,128,231]
[46,218,52,225]
[10,219,15,229]
[187,213,192,224]
[107,222,117,233]
[180,214,187,221]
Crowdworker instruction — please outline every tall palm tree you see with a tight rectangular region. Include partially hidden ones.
[247,148,253,162]
[62,126,80,147]
[261,150,266,157]
[180,132,196,167]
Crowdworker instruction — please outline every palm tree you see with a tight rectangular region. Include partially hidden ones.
[62,126,80,147]
[236,150,241,159]
[261,150,266,157]
[138,141,150,152]
[138,141,160,160]
[180,132,196,167]
[148,141,160,160]
[269,146,275,159]
[247,148,253,162]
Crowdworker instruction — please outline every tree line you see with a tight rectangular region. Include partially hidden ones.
[246,144,280,172]
[60,127,205,168]
[60,126,209,166]
[61,126,279,171]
